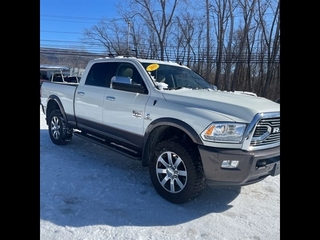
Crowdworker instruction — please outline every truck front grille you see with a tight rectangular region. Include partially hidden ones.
[250,117,280,147]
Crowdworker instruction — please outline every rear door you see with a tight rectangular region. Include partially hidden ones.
[74,62,116,127]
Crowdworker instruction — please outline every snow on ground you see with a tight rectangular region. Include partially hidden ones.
[40,107,280,240]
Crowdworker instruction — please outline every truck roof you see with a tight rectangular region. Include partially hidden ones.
[92,56,186,68]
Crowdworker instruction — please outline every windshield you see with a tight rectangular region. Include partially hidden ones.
[141,62,215,90]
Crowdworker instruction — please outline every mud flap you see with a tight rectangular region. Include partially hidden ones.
[271,162,280,176]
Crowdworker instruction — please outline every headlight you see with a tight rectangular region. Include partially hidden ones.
[200,122,246,143]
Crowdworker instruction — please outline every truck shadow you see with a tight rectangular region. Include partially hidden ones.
[40,129,241,227]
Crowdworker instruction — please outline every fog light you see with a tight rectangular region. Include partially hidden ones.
[221,160,239,169]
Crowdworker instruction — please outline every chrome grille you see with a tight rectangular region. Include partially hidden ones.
[250,117,280,147]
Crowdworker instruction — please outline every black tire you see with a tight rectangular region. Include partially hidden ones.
[48,110,73,145]
[149,140,206,204]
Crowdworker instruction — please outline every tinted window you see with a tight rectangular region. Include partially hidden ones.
[85,62,115,87]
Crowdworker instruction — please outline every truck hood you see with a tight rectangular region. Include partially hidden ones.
[162,88,280,122]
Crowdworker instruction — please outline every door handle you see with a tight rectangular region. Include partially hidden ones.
[106,96,115,101]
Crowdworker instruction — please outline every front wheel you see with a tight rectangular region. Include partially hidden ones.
[149,140,206,204]
[48,110,73,145]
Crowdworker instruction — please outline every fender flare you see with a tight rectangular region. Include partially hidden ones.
[46,95,68,124]
[141,117,203,166]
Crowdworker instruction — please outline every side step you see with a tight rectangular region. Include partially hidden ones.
[74,131,142,160]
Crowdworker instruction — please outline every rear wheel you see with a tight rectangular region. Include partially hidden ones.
[149,140,206,204]
[48,110,73,145]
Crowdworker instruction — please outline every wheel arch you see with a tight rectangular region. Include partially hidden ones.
[141,118,203,167]
[45,95,68,125]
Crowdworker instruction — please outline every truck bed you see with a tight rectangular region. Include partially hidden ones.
[40,81,78,117]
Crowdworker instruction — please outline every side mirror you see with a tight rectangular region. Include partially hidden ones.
[110,76,146,94]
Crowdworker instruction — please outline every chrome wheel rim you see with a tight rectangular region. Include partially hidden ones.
[156,151,187,193]
[50,116,61,140]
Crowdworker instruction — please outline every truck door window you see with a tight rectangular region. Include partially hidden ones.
[85,62,115,87]
[115,63,145,86]
[117,65,133,79]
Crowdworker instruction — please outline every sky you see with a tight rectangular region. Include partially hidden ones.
[40,0,278,55]
[40,106,280,240]
[40,0,120,52]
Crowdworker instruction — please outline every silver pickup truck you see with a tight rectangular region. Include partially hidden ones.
[40,56,280,204]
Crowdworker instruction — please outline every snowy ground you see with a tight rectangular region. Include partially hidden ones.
[40,107,280,240]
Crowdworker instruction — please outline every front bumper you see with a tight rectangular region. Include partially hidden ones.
[198,145,280,187]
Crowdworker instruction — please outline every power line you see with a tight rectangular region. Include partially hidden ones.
[41,30,82,35]
[40,47,279,63]
[41,17,98,24]
[40,14,103,21]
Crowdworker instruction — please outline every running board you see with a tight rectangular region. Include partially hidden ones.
[74,131,142,160]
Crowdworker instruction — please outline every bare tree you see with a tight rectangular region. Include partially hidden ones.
[258,0,280,98]
[210,0,231,88]
[232,0,257,91]
[205,0,211,80]
[122,0,183,60]
[245,24,259,92]
[173,13,198,67]
[224,0,237,91]
[81,18,130,56]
